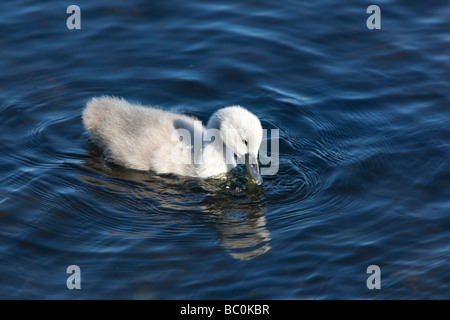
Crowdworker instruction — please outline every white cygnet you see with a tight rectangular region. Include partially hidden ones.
[82,96,263,185]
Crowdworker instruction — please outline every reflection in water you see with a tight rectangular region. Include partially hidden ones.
[199,188,270,260]
[78,144,271,260]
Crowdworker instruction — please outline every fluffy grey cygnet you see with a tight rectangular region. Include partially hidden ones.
[82,96,263,185]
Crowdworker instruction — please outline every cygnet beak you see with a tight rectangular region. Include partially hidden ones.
[245,153,263,186]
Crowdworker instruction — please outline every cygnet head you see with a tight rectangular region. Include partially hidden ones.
[207,106,263,185]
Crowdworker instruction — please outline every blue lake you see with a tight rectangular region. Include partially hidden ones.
[0,0,449,299]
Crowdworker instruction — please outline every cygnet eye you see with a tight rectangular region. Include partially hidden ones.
[244,139,248,146]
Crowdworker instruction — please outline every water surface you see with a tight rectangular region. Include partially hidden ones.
[0,0,449,299]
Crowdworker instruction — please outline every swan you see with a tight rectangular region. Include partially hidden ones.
[82,96,263,185]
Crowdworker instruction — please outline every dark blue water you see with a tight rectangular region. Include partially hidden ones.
[0,0,449,299]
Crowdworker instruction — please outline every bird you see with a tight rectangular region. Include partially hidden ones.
[82,96,263,185]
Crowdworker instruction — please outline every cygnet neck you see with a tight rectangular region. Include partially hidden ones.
[196,114,235,178]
